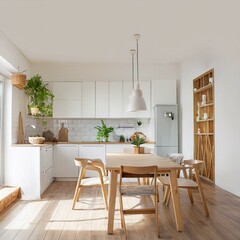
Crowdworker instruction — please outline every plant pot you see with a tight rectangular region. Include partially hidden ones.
[133,147,145,154]
[11,73,26,90]
[30,107,39,116]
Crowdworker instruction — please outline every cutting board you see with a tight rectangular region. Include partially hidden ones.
[58,123,68,142]
[17,112,25,144]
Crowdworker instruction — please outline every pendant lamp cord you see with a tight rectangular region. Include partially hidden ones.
[136,38,139,83]
[132,51,135,89]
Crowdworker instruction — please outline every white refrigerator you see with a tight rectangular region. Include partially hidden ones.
[154,104,178,157]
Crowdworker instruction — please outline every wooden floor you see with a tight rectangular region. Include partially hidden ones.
[0,180,239,240]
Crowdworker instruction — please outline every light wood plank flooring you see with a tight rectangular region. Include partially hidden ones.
[0,180,239,240]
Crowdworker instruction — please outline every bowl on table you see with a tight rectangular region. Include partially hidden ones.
[28,137,45,145]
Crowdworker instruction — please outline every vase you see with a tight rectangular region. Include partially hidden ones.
[133,147,144,154]
[30,107,39,116]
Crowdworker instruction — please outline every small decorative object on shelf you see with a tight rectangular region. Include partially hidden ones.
[119,135,125,142]
[193,69,214,182]
[201,94,207,105]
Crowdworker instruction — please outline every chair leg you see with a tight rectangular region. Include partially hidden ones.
[119,194,127,235]
[166,188,171,207]
[155,190,160,237]
[195,172,209,217]
[99,175,108,210]
[187,189,194,204]
[72,167,84,210]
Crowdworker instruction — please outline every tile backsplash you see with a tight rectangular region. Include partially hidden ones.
[35,118,152,142]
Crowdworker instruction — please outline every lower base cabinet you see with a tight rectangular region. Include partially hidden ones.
[54,145,79,178]
[40,146,54,194]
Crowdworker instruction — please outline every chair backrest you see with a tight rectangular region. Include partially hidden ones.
[119,165,158,186]
[74,158,106,176]
[183,160,204,169]
[167,153,184,165]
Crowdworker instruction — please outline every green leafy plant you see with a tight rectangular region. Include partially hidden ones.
[131,135,146,147]
[119,135,125,142]
[95,119,114,142]
[24,74,54,126]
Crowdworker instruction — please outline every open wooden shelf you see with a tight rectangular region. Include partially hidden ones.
[199,102,214,108]
[197,118,214,122]
[193,69,215,182]
[194,84,213,93]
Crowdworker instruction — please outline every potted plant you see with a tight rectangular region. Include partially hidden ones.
[131,134,146,154]
[24,74,54,125]
[95,119,114,142]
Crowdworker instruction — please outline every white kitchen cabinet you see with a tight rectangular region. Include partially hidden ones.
[109,82,123,118]
[9,145,54,200]
[53,82,81,99]
[106,143,154,153]
[123,81,151,118]
[53,82,82,118]
[54,145,79,178]
[40,145,54,195]
[53,99,81,118]
[96,82,109,118]
[82,82,95,118]
[151,80,176,106]
[78,144,106,177]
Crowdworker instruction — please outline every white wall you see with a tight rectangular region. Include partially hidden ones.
[0,30,33,185]
[179,46,240,197]
[32,62,177,82]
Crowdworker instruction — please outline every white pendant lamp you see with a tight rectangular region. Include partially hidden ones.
[127,34,147,112]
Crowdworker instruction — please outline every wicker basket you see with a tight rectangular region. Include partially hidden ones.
[11,74,26,90]
[28,137,45,145]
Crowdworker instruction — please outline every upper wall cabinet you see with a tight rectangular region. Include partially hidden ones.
[50,80,175,119]
[81,82,95,118]
[96,82,109,118]
[109,82,123,118]
[53,82,82,118]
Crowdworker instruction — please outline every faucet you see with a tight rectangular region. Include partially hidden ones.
[25,125,36,143]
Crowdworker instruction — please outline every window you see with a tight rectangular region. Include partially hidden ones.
[0,77,3,185]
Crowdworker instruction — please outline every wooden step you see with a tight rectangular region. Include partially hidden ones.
[0,186,20,212]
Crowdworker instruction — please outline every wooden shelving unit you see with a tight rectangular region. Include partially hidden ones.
[193,69,215,182]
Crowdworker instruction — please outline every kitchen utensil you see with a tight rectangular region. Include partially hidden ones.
[58,123,69,142]
[17,112,24,144]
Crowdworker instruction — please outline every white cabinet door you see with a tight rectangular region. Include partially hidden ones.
[151,80,176,106]
[40,146,54,194]
[82,82,95,118]
[96,82,109,118]
[53,99,81,118]
[55,145,79,178]
[53,82,81,99]
[123,81,151,118]
[78,144,106,177]
[53,82,82,118]
[109,82,123,118]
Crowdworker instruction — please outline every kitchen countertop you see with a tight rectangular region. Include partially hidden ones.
[12,141,155,147]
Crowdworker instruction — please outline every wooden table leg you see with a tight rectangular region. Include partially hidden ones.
[169,169,183,232]
[107,170,118,234]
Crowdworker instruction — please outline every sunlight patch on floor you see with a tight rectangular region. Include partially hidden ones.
[5,201,47,230]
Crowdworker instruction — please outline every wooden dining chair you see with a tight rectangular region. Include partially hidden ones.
[158,160,209,217]
[119,165,160,238]
[72,158,109,210]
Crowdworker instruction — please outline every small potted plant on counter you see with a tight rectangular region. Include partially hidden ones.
[131,134,146,154]
[95,119,114,142]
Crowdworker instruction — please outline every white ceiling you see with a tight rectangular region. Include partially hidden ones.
[0,0,239,64]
